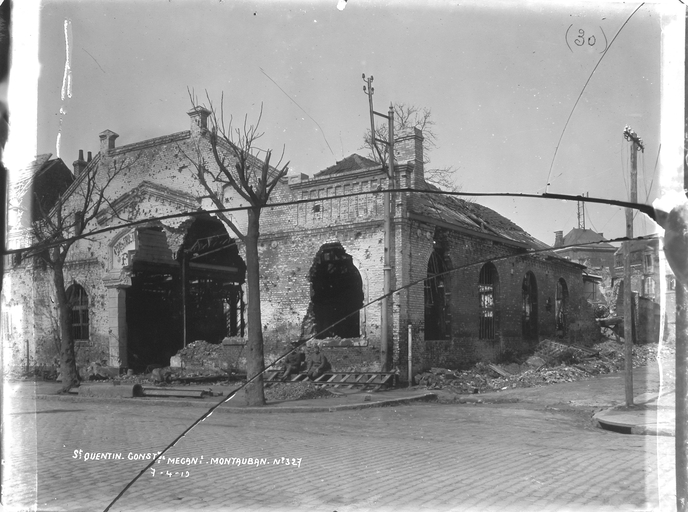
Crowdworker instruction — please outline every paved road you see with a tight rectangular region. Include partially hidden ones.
[2,381,675,512]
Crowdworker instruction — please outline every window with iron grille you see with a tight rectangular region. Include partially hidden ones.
[478,263,497,339]
[67,284,89,341]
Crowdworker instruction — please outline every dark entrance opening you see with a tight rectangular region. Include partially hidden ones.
[125,218,245,372]
[425,249,451,340]
[126,260,181,372]
[556,278,569,337]
[522,271,538,341]
[181,217,246,345]
[310,243,364,339]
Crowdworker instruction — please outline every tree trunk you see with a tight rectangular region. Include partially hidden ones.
[242,209,265,406]
[53,260,79,392]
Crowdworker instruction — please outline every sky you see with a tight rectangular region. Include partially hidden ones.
[7,0,683,246]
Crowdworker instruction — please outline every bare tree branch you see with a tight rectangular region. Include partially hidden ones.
[361,102,460,191]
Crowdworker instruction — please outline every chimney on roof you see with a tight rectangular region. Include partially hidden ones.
[87,151,92,162]
[554,231,564,248]
[187,107,211,137]
[73,149,87,177]
[99,130,119,154]
[394,127,424,188]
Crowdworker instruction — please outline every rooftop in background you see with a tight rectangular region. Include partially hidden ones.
[555,228,616,249]
[314,154,379,178]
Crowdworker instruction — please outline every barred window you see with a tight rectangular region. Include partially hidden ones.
[479,263,498,339]
[67,284,89,341]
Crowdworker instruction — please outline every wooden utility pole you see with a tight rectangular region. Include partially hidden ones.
[363,74,394,371]
[677,12,688,509]
[622,126,643,407]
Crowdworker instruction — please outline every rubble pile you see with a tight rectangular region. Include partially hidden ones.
[265,382,336,402]
[175,340,224,367]
[415,340,662,393]
[169,340,234,378]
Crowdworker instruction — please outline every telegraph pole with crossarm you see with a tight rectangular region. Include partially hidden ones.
[363,74,395,371]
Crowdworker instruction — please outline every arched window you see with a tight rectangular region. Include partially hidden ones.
[556,278,569,337]
[67,284,89,341]
[425,250,451,340]
[522,271,538,341]
[479,263,498,339]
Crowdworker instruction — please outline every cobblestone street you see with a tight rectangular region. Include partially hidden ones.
[2,381,675,512]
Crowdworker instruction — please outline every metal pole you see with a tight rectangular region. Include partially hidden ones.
[623,127,642,407]
[408,324,413,387]
[362,75,395,372]
[381,104,394,372]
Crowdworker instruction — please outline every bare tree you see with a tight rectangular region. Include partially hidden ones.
[27,156,130,392]
[185,93,289,407]
[362,102,461,192]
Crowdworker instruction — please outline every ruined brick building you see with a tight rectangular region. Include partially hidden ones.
[3,108,595,380]
[612,238,676,343]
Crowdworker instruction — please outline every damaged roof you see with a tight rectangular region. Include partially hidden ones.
[411,183,551,251]
[12,154,75,225]
[313,153,549,251]
[314,153,379,177]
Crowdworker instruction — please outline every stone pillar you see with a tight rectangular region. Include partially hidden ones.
[107,286,128,368]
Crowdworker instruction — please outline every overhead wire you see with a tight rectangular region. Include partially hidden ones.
[544,2,645,193]
[3,187,659,259]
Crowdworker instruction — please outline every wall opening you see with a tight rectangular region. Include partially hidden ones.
[310,243,364,339]
[522,271,538,341]
[182,217,246,343]
[478,263,498,339]
[425,249,451,340]
[126,217,245,372]
[556,278,569,337]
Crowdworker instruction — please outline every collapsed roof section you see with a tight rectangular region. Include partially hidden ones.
[311,152,550,252]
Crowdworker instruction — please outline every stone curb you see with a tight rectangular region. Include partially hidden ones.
[33,392,438,413]
[593,408,675,437]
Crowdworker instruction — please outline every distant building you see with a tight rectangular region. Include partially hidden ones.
[613,238,675,342]
[552,228,616,312]
[552,228,616,275]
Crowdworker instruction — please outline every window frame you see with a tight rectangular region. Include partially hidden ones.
[67,284,90,342]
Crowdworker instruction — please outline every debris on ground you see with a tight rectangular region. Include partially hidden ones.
[414,340,670,393]
[264,381,336,402]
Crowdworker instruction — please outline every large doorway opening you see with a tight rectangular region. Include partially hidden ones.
[522,271,538,341]
[126,230,181,372]
[125,218,245,372]
[181,216,246,344]
[310,243,364,339]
